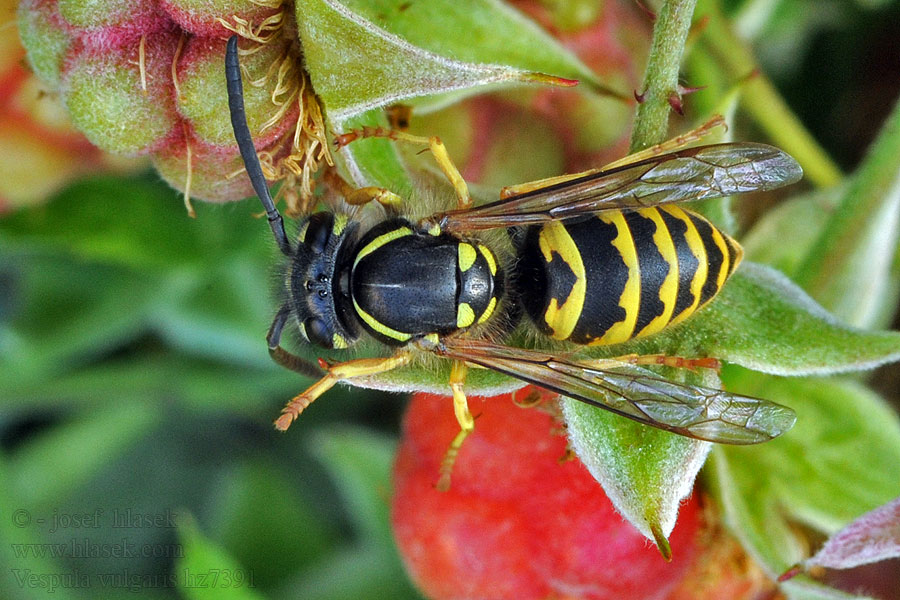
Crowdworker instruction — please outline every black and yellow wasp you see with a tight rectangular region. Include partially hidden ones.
[225,37,800,488]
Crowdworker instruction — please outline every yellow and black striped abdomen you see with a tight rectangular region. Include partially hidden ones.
[515,206,742,346]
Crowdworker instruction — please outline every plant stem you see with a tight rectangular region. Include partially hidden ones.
[696,0,842,188]
[630,0,699,152]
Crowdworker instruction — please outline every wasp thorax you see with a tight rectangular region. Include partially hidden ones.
[288,212,360,350]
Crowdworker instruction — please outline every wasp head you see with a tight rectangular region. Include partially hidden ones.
[288,212,361,350]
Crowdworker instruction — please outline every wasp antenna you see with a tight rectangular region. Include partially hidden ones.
[225,35,293,257]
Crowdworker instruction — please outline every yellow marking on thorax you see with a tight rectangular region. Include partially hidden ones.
[458,243,477,272]
[477,296,497,324]
[456,302,475,328]
[634,208,678,338]
[478,244,498,276]
[538,222,586,340]
[352,298,412,342]
[595,212,640,345]
[353,226,412,269]
[666,207,707,326]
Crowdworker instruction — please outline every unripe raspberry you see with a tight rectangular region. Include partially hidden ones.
[4,0,133,210]
[161,0,282,38]
[61,30,180,155]
[152,127,257,203]
[175,35,298,150]
[17,1,321,205]
[57,0,170,39]
[16,0,73,88]
[393,390,771,600]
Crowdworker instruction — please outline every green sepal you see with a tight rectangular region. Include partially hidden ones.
[295,0,586,125]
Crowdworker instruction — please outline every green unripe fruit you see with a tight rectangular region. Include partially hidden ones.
[176,36,298,149]
[161,0,281,37]
[153,132,259,203]
[62,31,179,155]
[57,0,162,29]
[17,0,72,89]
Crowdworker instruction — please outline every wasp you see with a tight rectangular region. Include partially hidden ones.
[225,37,800,489]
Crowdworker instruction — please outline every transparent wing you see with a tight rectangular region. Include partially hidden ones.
[438,143,802,232]
[438,338,796,444]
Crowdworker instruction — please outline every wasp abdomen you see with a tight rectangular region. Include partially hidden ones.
[517,206,742,346]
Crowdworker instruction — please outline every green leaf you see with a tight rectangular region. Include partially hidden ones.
[306,427,396,543]
[294,0,581,124]
[275,427,422,600]
[333,0,610,96]
[741,187,839,275]
[176,517,267,600]
[0,175,287,377]
[791,97,900,329]
[0,458,78,600]
[7,401,162,508]
[0,255,157,384]
[0,175,268,270]
[707,373,900,576]
[629,262,900,376]
[208,461,337,589]
[275,545,423,600]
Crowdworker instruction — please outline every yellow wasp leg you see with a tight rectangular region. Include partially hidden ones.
[436,360,474,492]
[498,116,728,200]
[602,115,727,170]
[334,126,472,210]
[274,351,413,431]
[323,168,403,208]
[499,170,602,199]
[579,353,721,372]
[344,187,403,208]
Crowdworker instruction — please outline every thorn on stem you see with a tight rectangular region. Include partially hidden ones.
[677,83,706,96]
[667,91,684,115]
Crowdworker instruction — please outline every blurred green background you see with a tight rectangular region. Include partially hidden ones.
[2,1,900,599]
